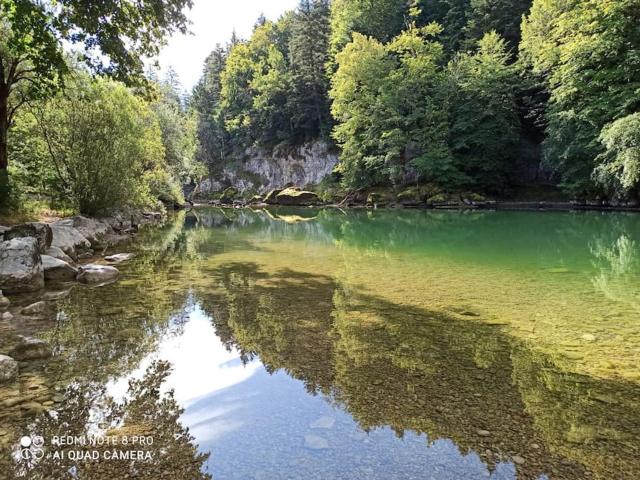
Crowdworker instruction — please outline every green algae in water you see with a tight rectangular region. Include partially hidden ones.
[0,208,639,479]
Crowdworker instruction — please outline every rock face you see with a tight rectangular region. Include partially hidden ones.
[42,255,78,281]
[275,188,321,206]
[1,222,52,253]
[76,264,119,285]
[10,337,52,360]
[197,141,338,196]
[0,354,18,382]
[44,246,74,264]
[0,237,45,293]
[50,224,92,260]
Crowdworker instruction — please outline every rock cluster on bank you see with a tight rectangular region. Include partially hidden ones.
[0,213,158,294]
[0,212,158,385]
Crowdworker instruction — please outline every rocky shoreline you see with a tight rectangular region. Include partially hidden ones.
[0,211,164,385]
[199,185,640,213]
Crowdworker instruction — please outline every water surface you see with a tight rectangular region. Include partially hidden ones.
[1,208,639,479]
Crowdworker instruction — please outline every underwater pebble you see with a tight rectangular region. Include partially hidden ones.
[310,416,335,429]
[477,429,491,436]
[512,455,526,465]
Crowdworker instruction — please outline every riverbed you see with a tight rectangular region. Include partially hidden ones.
[1,208,639,479]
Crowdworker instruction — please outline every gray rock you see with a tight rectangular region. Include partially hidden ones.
[2,311,12,320]
[476,429,491,437]
[50,224,91,260]
[512,455,526,465]
[0,354,18,382]
[41,255,78,281]
[104,253,134,263]
[21,301,48,316]
[54,216,111,247]
[76,264,119,285]
[0,237,45,293]
[10,337,52,360]
[44,246,74,264]
[1,222,52,253]
[304,434,329,450]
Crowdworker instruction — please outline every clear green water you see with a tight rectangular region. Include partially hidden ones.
[1,208,639,479]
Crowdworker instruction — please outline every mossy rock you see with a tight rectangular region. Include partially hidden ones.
[275,187,321,206]
[264,189,283,204]
[220,187,238,204]
[396,187,422,202]
[462,192,487,203]
[426,193,449,204]
[249,195,264,204]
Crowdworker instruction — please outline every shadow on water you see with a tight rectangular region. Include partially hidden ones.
[194,261,640,480]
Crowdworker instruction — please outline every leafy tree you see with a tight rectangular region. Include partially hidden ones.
[464,0,532,50]
[29,75,168,214]
[446,31,521,191]
[593,114,640,200]
[520,0,640,196]
[328,0,407,71]
[0,0,192,176]
[152,73,203,201]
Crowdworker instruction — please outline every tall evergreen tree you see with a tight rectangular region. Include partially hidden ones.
[288,0,332,141]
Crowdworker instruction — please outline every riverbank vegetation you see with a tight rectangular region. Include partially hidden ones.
[1,0,640,218]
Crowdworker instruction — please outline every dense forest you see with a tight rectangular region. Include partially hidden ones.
[1,0,640,217]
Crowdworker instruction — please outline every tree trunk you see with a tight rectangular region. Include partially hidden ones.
[0,85,8,171]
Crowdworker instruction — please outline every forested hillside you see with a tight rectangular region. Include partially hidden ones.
[2,0,639,217]
[194,0,640,201]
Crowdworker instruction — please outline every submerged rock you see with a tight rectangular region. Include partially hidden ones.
[10,337,52,361]
[304,434,329,450]
[21,301,48,316]
[310,416,335,429]
[0,290,10,308]
[50,224,91,260]
[0,354,18,382]
[76,264,119,285]
[0,237,44,293]
[2,311,13,320]
[1,222,52,253]
[104,253,135,263]
[275,188,320,206]
[41,255,78,281]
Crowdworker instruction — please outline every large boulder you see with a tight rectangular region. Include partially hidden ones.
[44,246,74,264]
[275,188,320,206]
[42,255,78,281]
[2,222,52,253]
[0,237,44,293]
[9,337,52,361]
[0,354,18,382]
[54,216,111,247]
[76,264,119,285]
[50,224,92,260]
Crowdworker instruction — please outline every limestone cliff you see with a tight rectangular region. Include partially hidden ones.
[197,141,338,196]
